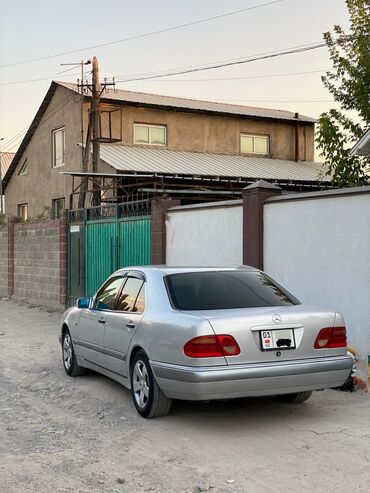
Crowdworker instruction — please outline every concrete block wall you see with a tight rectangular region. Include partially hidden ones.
[0,226,8,297]
[0,214,67,311]
[13,221,61,309]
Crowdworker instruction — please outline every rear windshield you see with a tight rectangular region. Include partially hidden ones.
[165,271,299,311]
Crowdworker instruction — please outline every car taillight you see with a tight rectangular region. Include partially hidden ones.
[184,335,240,358]
[314,327,347,349]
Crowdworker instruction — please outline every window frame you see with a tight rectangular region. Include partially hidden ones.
[92,271,146,314]
[18,159,28,176]
[133,123,167,146]
[93,276,126,312]
[240,133,270,156]
[116,276,146,314]
[17,203,29,221]
[52,127,66,168]
[52,197,65,219]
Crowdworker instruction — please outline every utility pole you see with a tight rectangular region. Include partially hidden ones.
[76,57,115,208]
[91,56,101,206]
[61,60,92,209]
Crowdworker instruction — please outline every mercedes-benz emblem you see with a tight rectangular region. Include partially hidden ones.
[272,314,281,324]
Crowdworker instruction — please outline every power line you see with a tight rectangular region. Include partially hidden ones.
[130,69,328,82]
[1,127,28,148]
[0,67,327,88]
[0,1,284,69]
[0,40,333,88]
[3,93,75,152]
[114,42,328,83]
[113,41,326,80]
[0,70,80,87]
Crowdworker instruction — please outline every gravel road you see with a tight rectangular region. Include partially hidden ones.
[0,299,369,493]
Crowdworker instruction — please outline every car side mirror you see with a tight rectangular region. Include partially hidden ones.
[77,297,91,309]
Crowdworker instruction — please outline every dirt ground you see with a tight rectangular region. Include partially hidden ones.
[0,299,369,493]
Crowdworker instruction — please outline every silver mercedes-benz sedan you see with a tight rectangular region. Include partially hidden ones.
[59,266,352,418]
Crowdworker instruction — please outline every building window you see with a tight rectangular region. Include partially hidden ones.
[52,127,65,167]
[18,159,28,176]
[240,134,269,155]
[52,198,65,219]
[134,124,166,146]
[18,203,28,221]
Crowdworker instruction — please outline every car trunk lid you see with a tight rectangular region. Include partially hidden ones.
[186,305,337,365]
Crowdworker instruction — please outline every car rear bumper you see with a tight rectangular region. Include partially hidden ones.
[150,355,353,401]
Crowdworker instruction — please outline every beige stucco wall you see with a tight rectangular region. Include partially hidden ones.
[110,105,314,161]
[5,86,82,217]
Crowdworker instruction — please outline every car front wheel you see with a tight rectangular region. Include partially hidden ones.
[131,351,172,418]
[62,329,86,377]
[276,391,313,403]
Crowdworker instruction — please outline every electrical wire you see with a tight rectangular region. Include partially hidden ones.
[0,71,81,87]
[4,137,28,153]
[113,40,327,80]
[133,69,328,82]
[1,127,28,149]
[0,40,334,88]
[114,42,328,83]
[0,1,285,69]
[3,94,75,153]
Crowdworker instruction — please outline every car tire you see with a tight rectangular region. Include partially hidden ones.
[276,391,313,404]
[131,351,172,418]
[62,329,86,377]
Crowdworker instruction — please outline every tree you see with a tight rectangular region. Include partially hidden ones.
[316,0,370,187]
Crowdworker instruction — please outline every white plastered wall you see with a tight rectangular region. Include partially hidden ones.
[166,202,243,267]
[264,192,370,380]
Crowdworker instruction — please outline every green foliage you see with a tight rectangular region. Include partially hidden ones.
[29,206,53,222]
[0,213,6,226]
[316,0,370,187]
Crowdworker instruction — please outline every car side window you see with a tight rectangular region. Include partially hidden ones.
[94,277,125,311]
[116,277,144,312]
[134,283,146,313]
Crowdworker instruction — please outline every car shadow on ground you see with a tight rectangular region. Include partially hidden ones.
[76,369,327,429]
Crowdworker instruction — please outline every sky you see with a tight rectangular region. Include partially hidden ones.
[0,0,350,156]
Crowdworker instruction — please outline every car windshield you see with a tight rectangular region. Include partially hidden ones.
[165,271,300,311]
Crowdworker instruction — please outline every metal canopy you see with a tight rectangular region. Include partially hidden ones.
[97,144,327,182]
[64,168,332,210]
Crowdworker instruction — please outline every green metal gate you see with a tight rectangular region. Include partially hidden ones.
[68,201,151,303]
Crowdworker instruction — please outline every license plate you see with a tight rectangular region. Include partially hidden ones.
[260,329,296,351]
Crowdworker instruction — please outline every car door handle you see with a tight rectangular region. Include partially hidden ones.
[98,318,106,324]
[126,321,135,331]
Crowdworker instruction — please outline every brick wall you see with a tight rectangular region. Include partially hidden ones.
[0,225,8,297]
[13,221,61,309]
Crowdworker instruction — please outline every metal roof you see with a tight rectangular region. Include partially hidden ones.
[99,144,327,182]
[0,152,15,179]
[56,81,316,124]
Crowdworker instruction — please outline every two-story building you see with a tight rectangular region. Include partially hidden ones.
[3,80,327,219]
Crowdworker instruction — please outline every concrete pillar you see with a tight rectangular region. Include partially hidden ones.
[7,216,19,296]
[59,209,68,306]
[242,180,282,270]
[151,196,180,265]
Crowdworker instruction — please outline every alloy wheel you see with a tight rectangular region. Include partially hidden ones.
[63,333,73,371]
[133,360,150,408]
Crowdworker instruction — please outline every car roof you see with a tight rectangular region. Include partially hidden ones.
[114,265,259,276]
